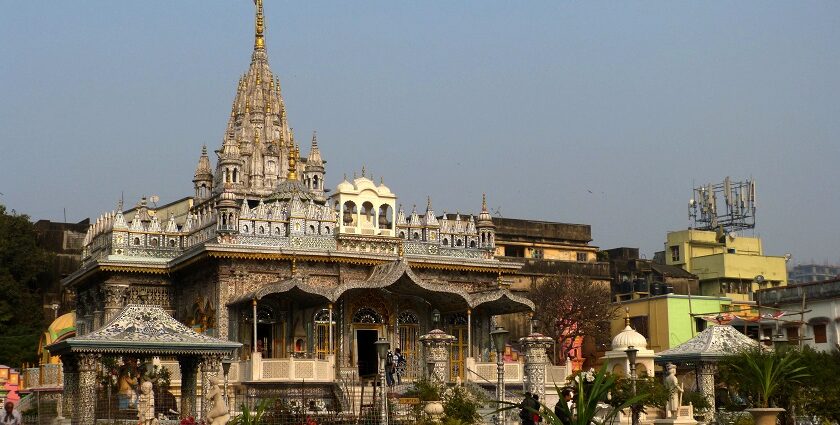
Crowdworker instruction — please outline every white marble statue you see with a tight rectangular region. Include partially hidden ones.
[138,381,158,425]
[205,377,231,425]
[664,363,684,419]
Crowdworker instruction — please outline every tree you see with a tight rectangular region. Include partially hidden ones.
[0,203,50,365]
[527,273,619,362]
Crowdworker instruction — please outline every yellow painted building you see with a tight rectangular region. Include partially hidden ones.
[612,294,732,352]
[664,229,787,302]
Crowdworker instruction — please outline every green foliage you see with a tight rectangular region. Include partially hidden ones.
[610,376,668,411]
[682,391,712,412]
[721,348,809,408]
[0,204,50,365]
[229,400,271,425]
[780,347,840,423]
[404,377,442,401]
[442,385,483,424]
[498,365,648,425]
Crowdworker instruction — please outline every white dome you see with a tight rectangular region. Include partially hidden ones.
[335,179,354,193]
[612,324,648,350]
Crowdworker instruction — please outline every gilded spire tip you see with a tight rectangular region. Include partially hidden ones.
[254,0,265,51]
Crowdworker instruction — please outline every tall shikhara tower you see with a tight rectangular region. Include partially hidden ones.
[213,0,297,197]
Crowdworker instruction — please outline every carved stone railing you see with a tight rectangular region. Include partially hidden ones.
[465,358,524,384]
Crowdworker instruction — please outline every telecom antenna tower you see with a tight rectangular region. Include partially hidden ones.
[688,176,756,233]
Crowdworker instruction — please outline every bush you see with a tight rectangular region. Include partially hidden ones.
[442,385,483,424]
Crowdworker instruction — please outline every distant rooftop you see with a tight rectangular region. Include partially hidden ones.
[492,217,592,244]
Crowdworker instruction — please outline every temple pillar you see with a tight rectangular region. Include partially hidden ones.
[60,355,78,422]
[697,362,717,423]
[75,353,100,425]
[179,356,199,419]
[520,333,554,401]
[103,284,130,323]
[419,329,455,383]
[201,355,222,420]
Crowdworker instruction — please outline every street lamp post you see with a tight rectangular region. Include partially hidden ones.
[490,326,509,425]
[374,337,391,425]
[625,346,639,425]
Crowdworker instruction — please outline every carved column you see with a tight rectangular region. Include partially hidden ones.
[419,329,455,383]
[103,284,130,323]
[520,333,554,401]
[90,289,103,331]
[60,355,78,421]
[201,354,222,420]
[179,356,199,419]
[75,353,101,425]
[697,362,717,423]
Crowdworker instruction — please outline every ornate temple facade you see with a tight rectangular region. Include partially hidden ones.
[64,0,533,391]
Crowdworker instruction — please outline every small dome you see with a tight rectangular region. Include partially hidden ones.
[612,324,647,350]
[336,179,353,193]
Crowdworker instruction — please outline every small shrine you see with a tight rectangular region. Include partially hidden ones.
[656,324,760,422]
[603,312,656,377]
[47,304,241,425]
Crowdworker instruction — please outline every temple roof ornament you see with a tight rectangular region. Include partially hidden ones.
[46,305,240,356]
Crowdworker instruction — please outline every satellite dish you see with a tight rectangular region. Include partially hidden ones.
[150,195,160,206]
[784,253,792,262]
[755,275,765,284]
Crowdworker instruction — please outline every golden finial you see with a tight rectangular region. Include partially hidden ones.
[254,129,260,146]
[254,0,265,50]
[256,71,261,85]
[398,240,405,258]
[361,165,366,177]
[624,308,630,327]
[291,256,297,275]
[482,193,488,211]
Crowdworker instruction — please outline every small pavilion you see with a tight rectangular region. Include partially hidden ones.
[656,324,760,422]
[47,304,241,425]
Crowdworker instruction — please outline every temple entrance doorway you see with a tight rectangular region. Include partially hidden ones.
[356,329,379,378]
[257,323,274,358]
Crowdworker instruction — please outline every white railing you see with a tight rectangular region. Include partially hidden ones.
[465,358,524,384]
[159,355,334,384]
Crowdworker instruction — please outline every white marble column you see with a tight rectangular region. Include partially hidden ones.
[419,329,456,383]
[520,333,554,401]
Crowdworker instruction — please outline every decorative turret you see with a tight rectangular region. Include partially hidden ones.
[303,131,325,200]
[193,145,214,201]
[477,194,496,249]
[217,184,240,234]
[214,0,294,197]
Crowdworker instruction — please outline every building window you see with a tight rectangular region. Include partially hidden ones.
[576,252,587,262]
[505,246,525,258]
[670,245,680,262]
[814,324,827,343]
[787,327,799,342]
[629,316,649,339]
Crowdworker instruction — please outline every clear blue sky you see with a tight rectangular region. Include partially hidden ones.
[1,1,838,263]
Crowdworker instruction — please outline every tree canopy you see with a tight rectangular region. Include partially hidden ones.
[0,203,49,365]
[527,273,618,362]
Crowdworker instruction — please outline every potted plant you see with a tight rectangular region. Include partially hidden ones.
[722,349,809,425]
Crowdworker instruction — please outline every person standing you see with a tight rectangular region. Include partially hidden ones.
[385,350,395,386]
[393,348,406,385]
[1,402,21,425]
[554,388,573,425]
[519,392,535,425]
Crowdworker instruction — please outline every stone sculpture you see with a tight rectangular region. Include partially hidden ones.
[664,363,684,418]
[205,377,230,425]
[138,381,158,425]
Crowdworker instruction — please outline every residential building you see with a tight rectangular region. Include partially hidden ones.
[604,247,699,302]
[789,263,840,285]
[756,278,840,351]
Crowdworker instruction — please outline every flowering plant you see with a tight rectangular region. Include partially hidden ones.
[180,416,196,425]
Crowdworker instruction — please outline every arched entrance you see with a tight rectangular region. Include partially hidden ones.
[353,307,384,377]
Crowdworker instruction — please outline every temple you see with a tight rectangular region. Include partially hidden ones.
[55,0,538,416]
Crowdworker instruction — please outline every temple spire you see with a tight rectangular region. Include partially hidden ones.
[254,0,265,51]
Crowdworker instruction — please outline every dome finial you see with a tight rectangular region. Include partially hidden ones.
[254,0,265,51]
[482,193,487,211]
[624,307,630,327]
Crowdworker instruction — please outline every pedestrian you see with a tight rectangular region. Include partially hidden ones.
[1,402,21,425]
[393,348,406,385]
[531,393,542,423]
[554,388,573,425]
[519,392,535,425]
[385,350,395,386]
